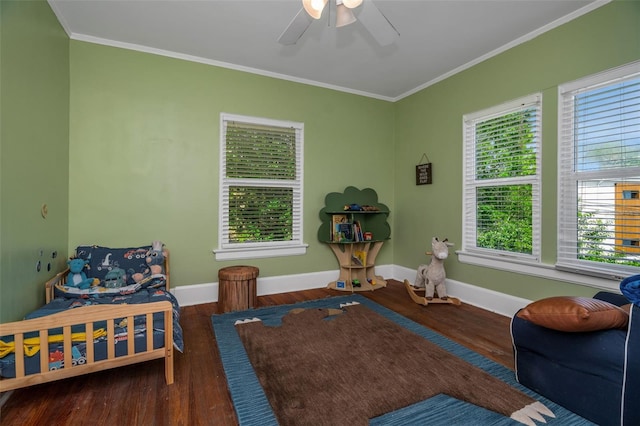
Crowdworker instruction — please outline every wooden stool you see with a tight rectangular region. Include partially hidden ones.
[217,265,259,314]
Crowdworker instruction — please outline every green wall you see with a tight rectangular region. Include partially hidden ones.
[394,0,640,301]
[0,0,70,322]
[1,0,638,322]
[68,42,395,288]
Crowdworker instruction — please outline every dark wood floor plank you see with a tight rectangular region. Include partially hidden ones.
[0,279,514,425]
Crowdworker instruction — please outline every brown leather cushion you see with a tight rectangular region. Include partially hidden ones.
[517,296,629,332]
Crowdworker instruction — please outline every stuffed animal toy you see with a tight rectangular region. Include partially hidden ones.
[145,240,165,275]
[405,237,460,306]
[130,241,166,283]
[425,237,452,300]
[67,258,97,289]
[103,267,127,288]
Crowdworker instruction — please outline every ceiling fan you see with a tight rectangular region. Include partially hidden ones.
[278,0,399,47]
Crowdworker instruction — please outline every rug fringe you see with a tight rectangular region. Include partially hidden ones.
[510,401,555,425]
[234,318,262,325]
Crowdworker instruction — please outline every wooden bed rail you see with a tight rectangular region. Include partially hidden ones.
[44,268,68,304]
[0,301,174,392]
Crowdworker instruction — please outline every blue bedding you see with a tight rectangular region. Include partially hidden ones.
[0,288,183,379]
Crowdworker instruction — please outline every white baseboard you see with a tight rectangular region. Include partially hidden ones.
[392,265,531,317]
[171,269,346,307]
[172,263,530,318]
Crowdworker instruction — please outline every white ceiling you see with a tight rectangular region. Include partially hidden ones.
[48,0,608,102]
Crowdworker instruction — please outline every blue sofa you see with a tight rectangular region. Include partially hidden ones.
[511,291,638,426]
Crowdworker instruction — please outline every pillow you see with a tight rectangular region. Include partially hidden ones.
[517,296,629,332]
[75,245,152,285]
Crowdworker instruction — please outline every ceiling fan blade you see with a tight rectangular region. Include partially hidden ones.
[278,8,314,45]
[357,0,399,46]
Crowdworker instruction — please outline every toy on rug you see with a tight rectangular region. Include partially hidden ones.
[67,258,98,289]
[405,237,461,306]
[130,240,166,284]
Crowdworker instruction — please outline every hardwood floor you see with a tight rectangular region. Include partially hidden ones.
[0,280,514,425]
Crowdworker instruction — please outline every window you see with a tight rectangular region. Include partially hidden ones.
[462,94,542,261]
[558,61,640,279]
[215,113,306,260]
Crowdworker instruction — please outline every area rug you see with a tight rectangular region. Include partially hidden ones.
[212,295,594,425]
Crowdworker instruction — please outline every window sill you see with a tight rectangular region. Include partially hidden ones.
[456,250,619,292]
[214,244,308,261]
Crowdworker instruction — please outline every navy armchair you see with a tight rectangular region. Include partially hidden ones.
[511,291,638,426]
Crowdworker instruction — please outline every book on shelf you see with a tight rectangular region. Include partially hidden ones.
[352,249,367,266]
[331,214,348,242]
[352,221,364,242]
[337,222,353,242]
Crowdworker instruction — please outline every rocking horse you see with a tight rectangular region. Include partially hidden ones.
[405,237,461,306]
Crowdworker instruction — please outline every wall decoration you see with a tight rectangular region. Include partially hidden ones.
[416,153,432,185]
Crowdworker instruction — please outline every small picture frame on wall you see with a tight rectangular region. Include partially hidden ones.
[416,162,432,185]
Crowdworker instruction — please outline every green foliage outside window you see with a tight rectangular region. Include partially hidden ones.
[228,187,293,243]
[223,118,300,246]
[476,185,533,254]
[474,110,537,254]
[577,210,610,261]
[577,209,640,267]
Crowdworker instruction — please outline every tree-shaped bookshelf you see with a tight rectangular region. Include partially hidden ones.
[318,186,390,292]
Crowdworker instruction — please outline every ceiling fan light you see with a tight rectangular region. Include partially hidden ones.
[342,0,363,9]
[336,4,356,27]
[302,0,328,19]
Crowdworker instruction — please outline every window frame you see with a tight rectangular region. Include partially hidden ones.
[557,60,640,280]
[214,113,307,261]
[461,93,543,263]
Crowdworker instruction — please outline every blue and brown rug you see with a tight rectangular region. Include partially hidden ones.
[212,295,594,425]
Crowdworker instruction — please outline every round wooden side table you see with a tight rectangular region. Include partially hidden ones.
[217,265,259,313]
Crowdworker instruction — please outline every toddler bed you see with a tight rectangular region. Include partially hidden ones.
[0,242,184,392]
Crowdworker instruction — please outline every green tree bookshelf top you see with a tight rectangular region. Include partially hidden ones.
[317,186,390,243]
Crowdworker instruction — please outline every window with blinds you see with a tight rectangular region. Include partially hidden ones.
[557,61,640,279]
[216,113,305,260]
[462,94,542,260]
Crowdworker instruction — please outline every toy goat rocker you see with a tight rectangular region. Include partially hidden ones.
[405,237,461,306]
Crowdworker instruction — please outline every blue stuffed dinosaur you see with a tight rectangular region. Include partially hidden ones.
[67,258,96,289]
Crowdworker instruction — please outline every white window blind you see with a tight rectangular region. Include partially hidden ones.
[463,94,542,260]
[557,61,640,279]
[216,113,305,260]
